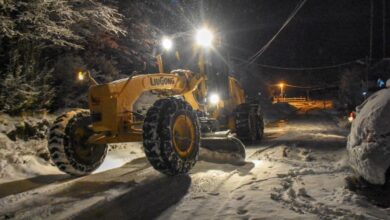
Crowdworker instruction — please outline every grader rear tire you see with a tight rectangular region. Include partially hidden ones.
[143,98,200,175]
[235,103,264,143]
[48,110,107,176]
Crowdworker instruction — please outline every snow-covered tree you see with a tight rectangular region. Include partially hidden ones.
[0,64,32,114]
[0,0,125,48]
[0,0,126,113]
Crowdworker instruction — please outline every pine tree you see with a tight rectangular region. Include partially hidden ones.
[34,66,55,111]
[0,0,126,113]
[0,0,125,49]
[0,48,38,114]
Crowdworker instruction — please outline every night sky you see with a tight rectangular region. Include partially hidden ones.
[155,0,389,90]
[185,0,389,67]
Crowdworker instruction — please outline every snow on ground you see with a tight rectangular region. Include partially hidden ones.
[260,99,297,124]
[94,143,144,174]
[1,109,390,219]
[157,114,389,219]
[348,88,390,184]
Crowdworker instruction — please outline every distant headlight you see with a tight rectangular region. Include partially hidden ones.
[209,93,220,105]
[348,111,356,123]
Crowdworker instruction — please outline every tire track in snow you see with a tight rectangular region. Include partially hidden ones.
[0,158,153,219]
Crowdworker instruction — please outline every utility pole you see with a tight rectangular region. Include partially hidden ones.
[383,0,386,58]
[365,56,369,90]
[369,0,374,63]
[365,0,374,90]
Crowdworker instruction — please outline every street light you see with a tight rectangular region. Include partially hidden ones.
[279,83,284,98]
[196,28,213,47]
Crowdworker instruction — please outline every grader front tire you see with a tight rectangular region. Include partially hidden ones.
[48,110,107,176]
[143,98,200,176]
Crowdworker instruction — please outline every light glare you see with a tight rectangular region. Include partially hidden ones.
[209,93,220,105]
[196,28,213,47]
[162,37,173,50]
[78,71,85,81]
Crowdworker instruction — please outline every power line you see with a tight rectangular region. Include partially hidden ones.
[270,83,314,89]
[232,57,364,70]
[285,83,316,89]
[249,59,362,70]
[247,0,307,65]
[270,83,340,90]
[248,0,306,64]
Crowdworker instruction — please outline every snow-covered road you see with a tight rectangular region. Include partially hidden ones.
[1,112,390,219]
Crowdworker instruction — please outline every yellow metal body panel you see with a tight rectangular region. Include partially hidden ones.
[228,76,246,106]
[88,71,206,143]
[208,76,246,131]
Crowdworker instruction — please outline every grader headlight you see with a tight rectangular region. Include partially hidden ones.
[209,93,220,105]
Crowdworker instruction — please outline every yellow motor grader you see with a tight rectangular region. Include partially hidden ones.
[47,31,264,176]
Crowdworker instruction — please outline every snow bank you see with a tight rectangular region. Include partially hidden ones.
[260,101,296,124]
[347,88,390,184]
[0,114,60,183]
[0,133,60,183]
[0,114,52,141]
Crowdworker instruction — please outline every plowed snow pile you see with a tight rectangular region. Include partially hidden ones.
[260,100,296,124]
[0,114,59,183]
[347,88,390,184]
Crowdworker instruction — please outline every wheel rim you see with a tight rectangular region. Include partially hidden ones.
[70,117,103,165]
[172,114,195,158]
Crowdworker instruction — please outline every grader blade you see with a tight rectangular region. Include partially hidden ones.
[200,135,246,165]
